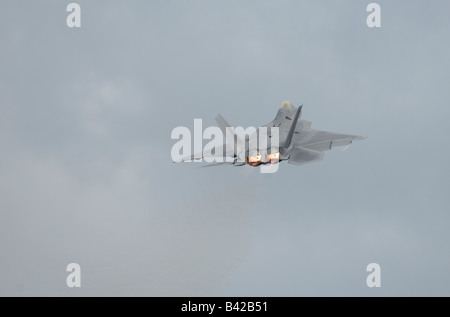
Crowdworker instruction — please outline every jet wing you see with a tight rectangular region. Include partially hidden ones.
[293,129,365,152]
[177,144,234,162]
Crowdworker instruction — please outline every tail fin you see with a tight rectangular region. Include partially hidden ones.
[215,114,231,135]
[215,114,245,162]
[215,114,237,148]
[282,105,302,153]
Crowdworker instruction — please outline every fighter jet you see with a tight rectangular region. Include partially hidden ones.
[178,101,365,167]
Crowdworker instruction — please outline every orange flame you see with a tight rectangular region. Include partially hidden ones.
[266,152,280,160]
[247,155,262,163]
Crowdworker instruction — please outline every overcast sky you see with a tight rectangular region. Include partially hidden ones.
[1,0,450,296]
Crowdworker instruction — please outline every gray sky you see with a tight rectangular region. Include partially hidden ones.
[1,0,450,296]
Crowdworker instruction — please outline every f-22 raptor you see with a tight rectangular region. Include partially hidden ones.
[180,101,366,167]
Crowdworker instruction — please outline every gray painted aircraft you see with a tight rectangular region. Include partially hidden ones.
[179,101,365,167]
